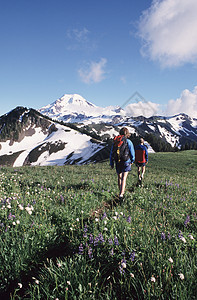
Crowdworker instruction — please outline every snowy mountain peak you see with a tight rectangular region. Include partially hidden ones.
[56,94,96,108]
[39,93,125,123]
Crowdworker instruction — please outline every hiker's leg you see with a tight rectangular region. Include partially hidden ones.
[119,172,128,197]
[118,173,122,193]
[137,166,141,180]
[141,166,146,179]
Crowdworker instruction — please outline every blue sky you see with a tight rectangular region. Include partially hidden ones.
[1,0,197,117]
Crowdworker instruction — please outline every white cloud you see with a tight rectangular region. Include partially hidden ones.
[78,58,107,84]
[125,101,160,117]
[138,0,197,67]
[66,27,90,43]
[165,86,197,117]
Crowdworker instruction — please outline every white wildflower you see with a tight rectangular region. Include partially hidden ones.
[151,276,156,282]
[180,236,186,243]
[189,234,194,240]
[130,273,134,278]
[178,273,184,280]
[18,204,24,210]
[122,262,126,269]
[18,283,22,289]
[16,220,20,225]
[168,257,173,263]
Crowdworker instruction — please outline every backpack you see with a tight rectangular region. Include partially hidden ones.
[112,135,130,163]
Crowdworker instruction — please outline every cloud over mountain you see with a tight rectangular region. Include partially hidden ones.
[138,0,197,67]
[165,86,197,118]
[78,58,107,84]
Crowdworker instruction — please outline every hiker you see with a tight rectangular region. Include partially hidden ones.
[135,138,148,186]
[110,127,135,200]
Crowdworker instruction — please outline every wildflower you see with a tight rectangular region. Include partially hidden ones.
[151,276,156,282]
[127,216,131,223]
[114,236,119,246]
[83,224,88,238]
[95,218,99,222]
[161,232,166,240]
[32,277,39,284]
[76,218,79,222]
[112,216,117,220]
[180,236,186,243]
[67,281,71,285]
[101,212,107,220]
[110,248,114,256]
[13,222,16,226]
[79,244,84,255]
[168,257,173,263]
[130,250,135,261]
[178,273,184,280]
[108,238,113,245]
[18,204,24,210]
[88,246,93,259]
[57,262,62,268]
[130,273,134,278]
[18,283,22,289]
[94,236,99,247]
[89,234,94,244]
[25,207,33,215]
[184,215,190,227]
[188,234,194,240]
[98,233,105,243]
[16,220,20,225]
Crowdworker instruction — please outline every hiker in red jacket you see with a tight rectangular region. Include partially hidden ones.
[110,127,135,200]
[135,138,148,186]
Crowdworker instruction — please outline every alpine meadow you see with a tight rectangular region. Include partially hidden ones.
[0,150,196,299]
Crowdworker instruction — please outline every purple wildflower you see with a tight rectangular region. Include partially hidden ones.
[101,212,107,220]
[184,215,190,227]
[79,244,84,255]
[89,234,93,244]
[98,233,105,243]
[127,216,131,223]
[178,231,183,239]
[119,258,126,275]
[60,195,64,204]
[161,232,166,240]
[114,236,119,246]
[130,250,135,261]
[88,246,93,259]
[110,248,114,256]
[108,238,113,245]
[94,236,99,247]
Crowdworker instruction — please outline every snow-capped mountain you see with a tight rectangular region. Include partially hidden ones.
[0,107,108,167]
[0,94,197,167]
[39,94,125,124]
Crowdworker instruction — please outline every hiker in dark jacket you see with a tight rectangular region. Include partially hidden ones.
[135,138,148,186]
[110,127,135,200]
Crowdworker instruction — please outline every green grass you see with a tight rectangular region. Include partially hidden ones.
[0,150,196,299]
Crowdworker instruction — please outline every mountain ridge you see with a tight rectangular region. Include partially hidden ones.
[0,94,197,166]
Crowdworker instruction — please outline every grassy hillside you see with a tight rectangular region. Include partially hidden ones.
[0,151,196,299]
